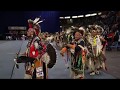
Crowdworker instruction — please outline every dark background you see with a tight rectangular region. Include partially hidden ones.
[0,11,60,34]
[0,11,98,34]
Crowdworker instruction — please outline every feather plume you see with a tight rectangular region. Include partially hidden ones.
[33,18,40,24]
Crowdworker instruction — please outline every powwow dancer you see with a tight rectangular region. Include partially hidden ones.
[85,25,107,76]
[60,28,86,79]
[14,17,56,79]
[96,25,107,70]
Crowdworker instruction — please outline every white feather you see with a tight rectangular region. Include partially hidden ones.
[36,20,43,24]
[33,18,40,24]
[96,35,102,56]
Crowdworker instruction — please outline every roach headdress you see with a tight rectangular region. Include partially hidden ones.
[28,17,45,35]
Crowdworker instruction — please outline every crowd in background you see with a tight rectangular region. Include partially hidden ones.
[54,11,120,51]
[2,11,120,51]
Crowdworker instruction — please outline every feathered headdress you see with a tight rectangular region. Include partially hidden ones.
[78,27,85,36]
[87,25,98,33]
[87,24,104,33]
[71,26,85,36]
[28,19,34,28]
[28,17,45,35]
[95,25,104,34]
[33,17,45,25]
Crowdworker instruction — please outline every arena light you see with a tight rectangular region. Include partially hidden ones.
[77,15,84,18]
[72,16,78,18]
[85,14,91,17]
[98,12,102,15]
[90,13,97,16]
[59,17,64,19]
[65,16,70,19]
